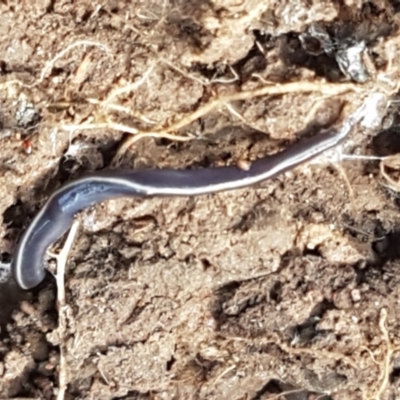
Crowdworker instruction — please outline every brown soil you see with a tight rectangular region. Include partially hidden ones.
[2,1,400,399]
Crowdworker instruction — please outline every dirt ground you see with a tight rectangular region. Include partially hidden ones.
[3,1,400,399]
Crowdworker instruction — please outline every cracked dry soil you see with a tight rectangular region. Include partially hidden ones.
[2,1,400,399]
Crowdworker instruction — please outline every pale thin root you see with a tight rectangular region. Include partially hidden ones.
[252,73,269,83]
[117,80,359,157]
[255,41,266,56]
[89,4,102,19]
[136,10,159,20]
[166,81,359,134]
[54,220,80,400]
[341,154,386,161]
[39,40,112,86]
[211,65,239,84]
[221,334,358,370]
[55,219,80,304]
[61,119,192,163]
[341,224,385,241]
[213,364,236,385]
[223,103,248,123]
[97,365,110,385]
[86,99,157,124]
[60,122,110,132]
[106,122,138,135]
[330,160,356,215]
[374,308,392,400]
[2,40,112,89]
[333,152,396,218]
[120,131,193,143]
[162,60,209,86]
[47,250,59,259]
[210,102,265,134]
[60,120,191,145]
[264,389,311,399]
[104,65,154,104]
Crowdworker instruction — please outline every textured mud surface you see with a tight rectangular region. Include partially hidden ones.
[2,1,400,399]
